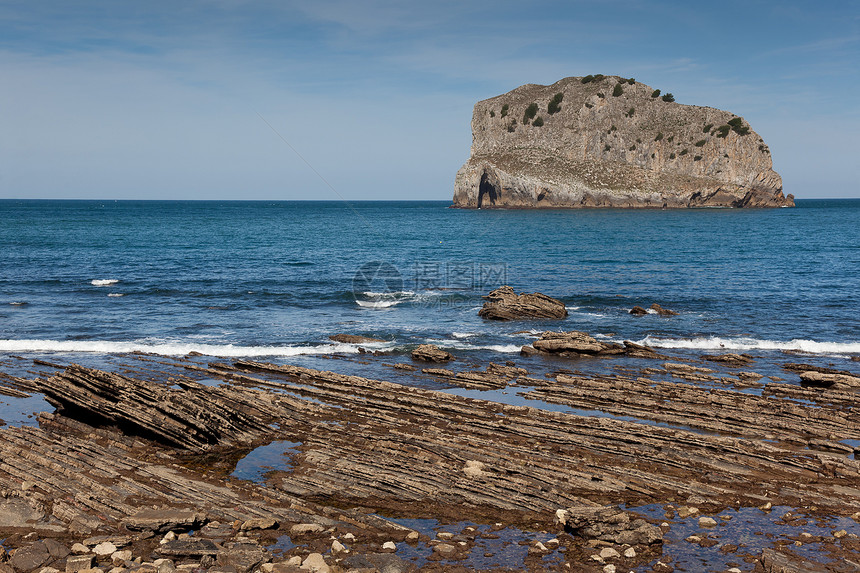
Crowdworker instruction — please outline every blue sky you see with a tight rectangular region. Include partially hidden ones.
[1,1,858,200]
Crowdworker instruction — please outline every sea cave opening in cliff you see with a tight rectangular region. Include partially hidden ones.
[477,171,500,208]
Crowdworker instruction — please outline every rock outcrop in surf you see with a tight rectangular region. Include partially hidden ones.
[453,75,793,208]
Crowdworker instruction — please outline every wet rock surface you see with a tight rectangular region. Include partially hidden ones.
[1,347,859,571]
[477,286,568,320]
[409,345,453,363]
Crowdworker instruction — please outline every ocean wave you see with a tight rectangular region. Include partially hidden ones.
[9,301,28,306]
[356,299,400,308]
[361,290,415,297]
[107,293,124,298]
[452,332,478,339]
[0,339,365,357]
[424,339,522,353]
[91,279,119,286]
[638,335,860,355]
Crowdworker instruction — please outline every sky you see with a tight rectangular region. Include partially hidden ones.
[1,0,858,200]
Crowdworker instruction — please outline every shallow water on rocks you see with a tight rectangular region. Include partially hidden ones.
[231,440,302,482]
[629,504,860,572]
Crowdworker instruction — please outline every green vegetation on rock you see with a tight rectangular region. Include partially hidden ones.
[532,116,544,127]
[501,104,509,118]
[523,102,539,124]
[651,89,661,98]
[612,83,624,97]
[548,92,564,115]
[715,125,731,138]
[727,117,750,136]
[655,132,664,141]
[703,124,713,133]
[695,139,707,147]
[661,93,675,102]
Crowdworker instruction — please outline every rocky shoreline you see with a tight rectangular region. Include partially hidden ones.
[1,339,859,572]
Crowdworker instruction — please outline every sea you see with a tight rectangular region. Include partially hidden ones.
[1,198,859,366]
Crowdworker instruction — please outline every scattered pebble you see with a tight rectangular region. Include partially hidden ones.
[699,517,718,528]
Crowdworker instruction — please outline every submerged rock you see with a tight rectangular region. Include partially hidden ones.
[328,334,386,344]
[478,286,568,320]
[454,75,792,209]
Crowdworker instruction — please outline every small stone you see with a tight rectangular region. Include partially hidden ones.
[685,535,702,543]
[405,532,419,543]
[728,569,742,573]
[93,542,117,557]
[623,547,636,558]
[381,541,396,551]
[834,529,848,539]
[66,555,95,573]
[698,517,718,528]
[240,518,278,531]
[286,556,302,566]
[260,565,274,573]
[677,506,698,518]
[759,502,772,511]
[300,553,329,573]
[599,547,620,559]
[719,515,733,521]
[545,538,559,547]
[603,565,616,573]
[111,551,132,565]
[343,533,356,542]
[432,543,456,557]
[38,568,60,573]
[436,532,453,540]
[590,554,604,563]
[160,532,176,545]
[331,540,347,553]
[290,523,324,535]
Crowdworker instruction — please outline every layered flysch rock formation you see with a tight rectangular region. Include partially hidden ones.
[453,75,794,208]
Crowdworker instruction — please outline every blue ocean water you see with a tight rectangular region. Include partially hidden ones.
[1,199,858,361]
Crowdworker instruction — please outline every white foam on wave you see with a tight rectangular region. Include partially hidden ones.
[452,332,478,339]
[356,299,400,308]
[107,293,124,298]
[0,339,365,357]
[361,290,415,297]
[424,339,522,353]
[646,308,658,315]
[91,279,119,286]
[637,335,860,355]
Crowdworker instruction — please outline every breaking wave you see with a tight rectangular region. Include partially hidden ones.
[637,335,860,355]
[91,279,119,286]
[0,339,367,357]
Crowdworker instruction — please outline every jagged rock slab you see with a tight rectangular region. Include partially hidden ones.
[34,364,277,450]
[478,286,568,320]
[453,75,793,209]
[124,508,207,533]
